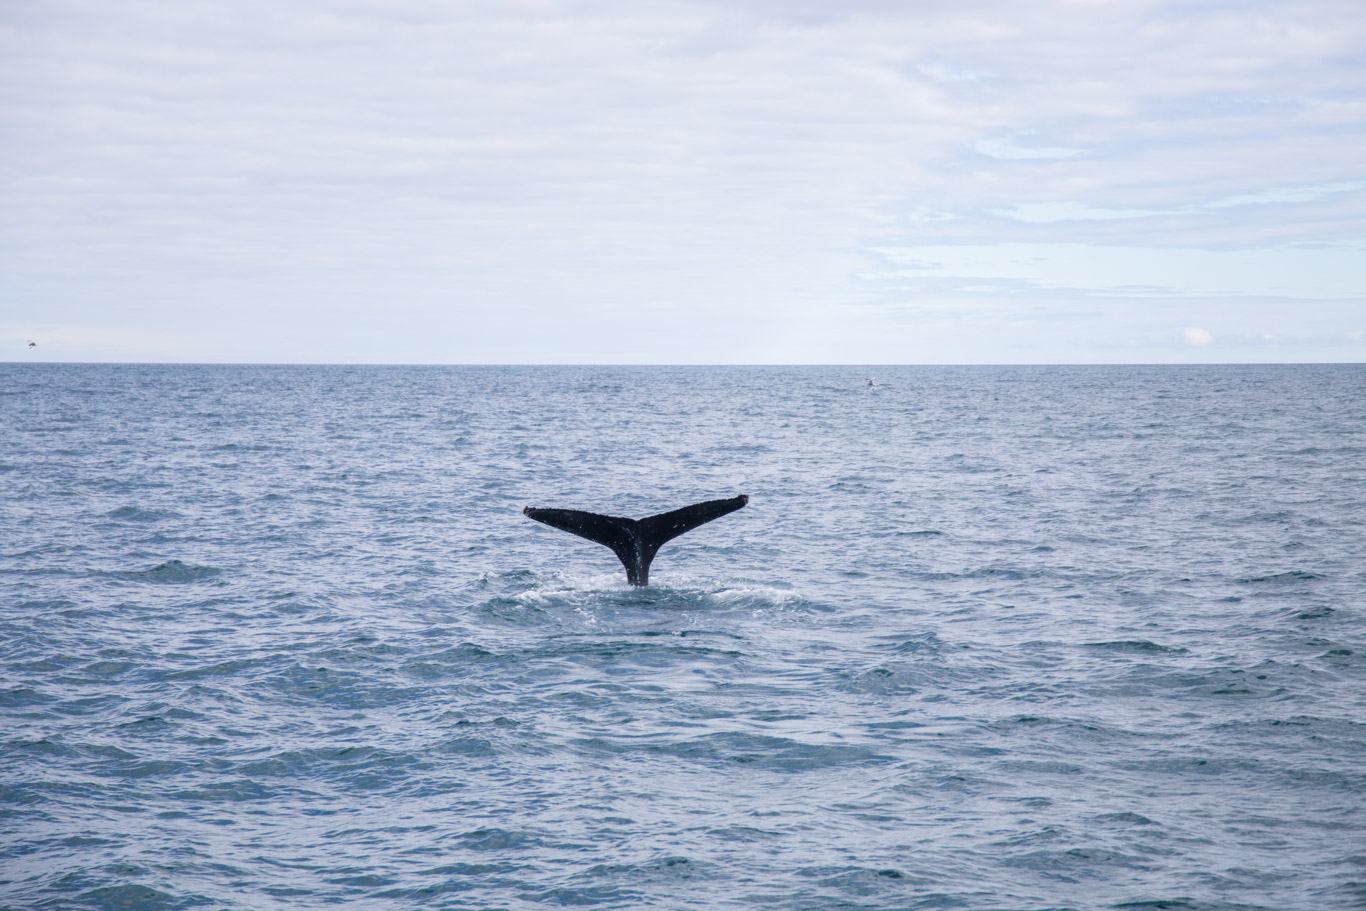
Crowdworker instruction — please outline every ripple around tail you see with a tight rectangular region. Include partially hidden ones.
[489,570,812,614]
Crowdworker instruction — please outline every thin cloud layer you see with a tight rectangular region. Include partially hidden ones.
[2,0,1363,362]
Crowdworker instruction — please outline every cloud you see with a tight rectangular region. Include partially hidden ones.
[915,62,993,84]
[994,202,1166,223]
[906,207,956,223]
[1182,327,1214,347]
[993,181,1366,225]
[1205,181,1366,209]
[871,242,1366,300]
[974,133,1087,161]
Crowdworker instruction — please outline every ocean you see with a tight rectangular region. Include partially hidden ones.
[2,363,1364,910]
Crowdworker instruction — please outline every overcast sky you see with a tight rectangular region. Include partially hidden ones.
[3,0,1363,363]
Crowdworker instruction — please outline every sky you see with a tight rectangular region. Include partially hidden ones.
[2,0,1364,364]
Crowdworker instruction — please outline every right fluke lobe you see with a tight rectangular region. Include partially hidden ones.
[522,495,749,586]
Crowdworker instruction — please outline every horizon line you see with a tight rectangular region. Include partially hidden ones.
[4,360,1364,368]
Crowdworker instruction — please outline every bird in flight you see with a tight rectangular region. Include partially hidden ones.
[27,340,36,350]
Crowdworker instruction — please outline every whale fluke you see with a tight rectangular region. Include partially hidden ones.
[523,495,749,586]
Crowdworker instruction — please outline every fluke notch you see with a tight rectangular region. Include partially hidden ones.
[522,495,749,585]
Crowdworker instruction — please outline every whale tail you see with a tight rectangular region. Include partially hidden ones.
[523,495,749,586]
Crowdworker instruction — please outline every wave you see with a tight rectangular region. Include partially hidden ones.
[1083,640,1188,654]
[105,505,181,522]
[1236,570,1322,584]
[112,560,222,583]
[570,730,892,772]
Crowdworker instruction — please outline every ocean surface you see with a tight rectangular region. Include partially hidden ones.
[2,363,1364,911]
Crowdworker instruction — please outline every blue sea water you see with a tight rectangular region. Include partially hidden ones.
[2,363,1364,910]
